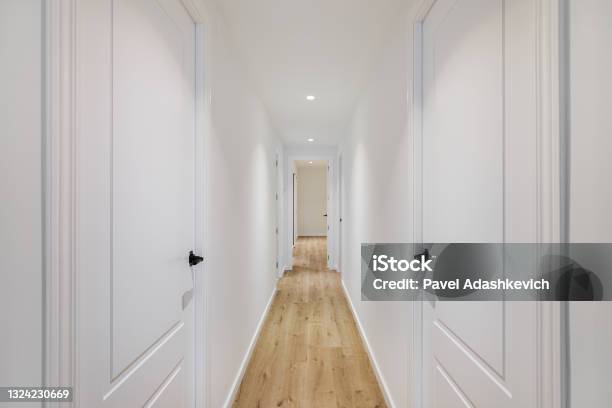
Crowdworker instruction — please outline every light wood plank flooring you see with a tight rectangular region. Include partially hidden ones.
[233,237,387,408]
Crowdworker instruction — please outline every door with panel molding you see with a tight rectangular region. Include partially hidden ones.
[77,0,198,406]
[420,0,541,406]
[327,162,333,268]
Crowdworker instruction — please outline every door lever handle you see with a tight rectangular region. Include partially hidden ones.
[189,251,204,267]
[414,248,430,261]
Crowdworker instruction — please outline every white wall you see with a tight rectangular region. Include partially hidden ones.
[338,10,414,407]
[204,13,282,407]
[0,0,43,402]
[297,165,327,236]
[567,1,612,406]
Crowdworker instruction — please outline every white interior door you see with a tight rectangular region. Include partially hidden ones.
[293,172,298,245]
[326,162,332,268]
[420,0,540,406]
[275,153,281,276]
[338,156,343,273]
[77,0,197,406]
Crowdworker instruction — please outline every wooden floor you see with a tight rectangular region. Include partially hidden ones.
[233,237,387,408]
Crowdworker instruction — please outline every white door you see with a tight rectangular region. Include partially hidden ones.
[77,0,197,406]
[420,0,540,406]
[326,163,332,268]
[275,153,281,276]
[338,156,343,273]
[293,173,298,245]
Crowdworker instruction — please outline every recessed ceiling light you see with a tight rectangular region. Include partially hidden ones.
[307,138,314,142]
[309,161,313,164]
[306,95,316,101]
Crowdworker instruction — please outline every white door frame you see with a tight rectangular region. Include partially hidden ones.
[336,153,343,274]
[284,153,338,272]
[275,149,283,277]
[44,1,212,406]
[409,0,568,407]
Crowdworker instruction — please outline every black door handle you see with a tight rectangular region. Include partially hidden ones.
[323,213,328,217]
[189,251,204,267]
[414,248,430,261]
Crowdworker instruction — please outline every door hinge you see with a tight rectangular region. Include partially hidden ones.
[275,159,279,167]
[276,261,279,268]
[275,193,278,200]
[275,227,278,234]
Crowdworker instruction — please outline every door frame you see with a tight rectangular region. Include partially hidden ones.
[409,0,568,407]
[44,0,212,406]
[275,149,283,278]
[284,152,338,272]
[293,173,296,247]
[337,153,343,274]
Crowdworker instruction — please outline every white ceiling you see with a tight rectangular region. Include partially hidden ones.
[214,0,411,146]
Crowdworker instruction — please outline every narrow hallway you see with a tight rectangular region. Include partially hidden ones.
[233,237,386,408]
[6,0,611,406]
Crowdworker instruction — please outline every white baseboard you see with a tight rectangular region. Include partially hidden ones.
[223,285,277,408]
[341,280,396,408]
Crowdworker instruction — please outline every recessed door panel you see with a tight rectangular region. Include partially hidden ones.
[423,0,503,244]
[113,0,194,378]
[423,0,505,385]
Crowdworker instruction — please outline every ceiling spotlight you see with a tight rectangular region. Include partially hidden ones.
[306,95,316,101]
[307,138,314,142]
[309,161,313,164]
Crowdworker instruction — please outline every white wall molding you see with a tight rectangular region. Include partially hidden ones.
[408,3,430,406]
[44,1,78,406]
[536,0,565,246]
[222,286,278,408]
[341,281,396,408]
[194,19,213,408]
[535,1,567,407]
